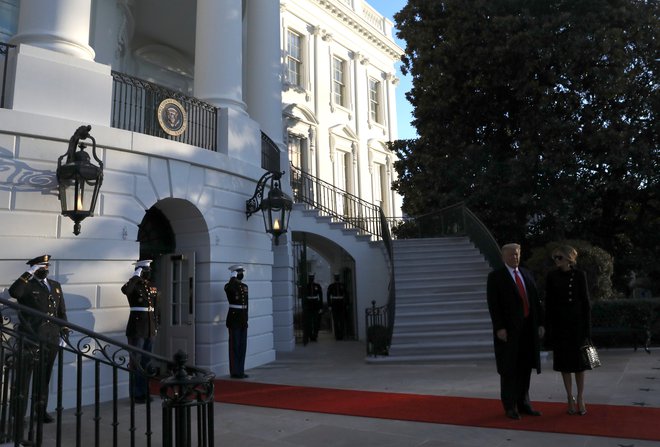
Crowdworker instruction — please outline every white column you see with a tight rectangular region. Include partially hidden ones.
[245,0,283,146]
[10,0,95,60]
[194,0,246,112]
[385,73,399,141]
[0,0,19,42]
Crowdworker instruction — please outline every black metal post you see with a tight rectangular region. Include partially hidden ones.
[160,351,215,447]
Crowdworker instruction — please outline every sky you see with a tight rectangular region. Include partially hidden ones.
[367,0,416,140]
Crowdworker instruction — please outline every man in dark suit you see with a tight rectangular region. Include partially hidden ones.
[487,243,545,420]
[122,259,160,403]
[9,254,68,424]
[224,264,249,379]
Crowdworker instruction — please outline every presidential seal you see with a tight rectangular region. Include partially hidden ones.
[157,98,187,136]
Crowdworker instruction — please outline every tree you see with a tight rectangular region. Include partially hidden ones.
[392,0,659,293]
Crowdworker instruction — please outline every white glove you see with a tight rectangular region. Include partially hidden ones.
[27,265,41,275]
[132,268,142,278]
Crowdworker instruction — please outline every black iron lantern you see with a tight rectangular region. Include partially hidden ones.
[56,125,104,235]
[246,171,293,245]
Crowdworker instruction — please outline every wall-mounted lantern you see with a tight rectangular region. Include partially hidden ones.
[56,125,104,235]
[245,171,293,245]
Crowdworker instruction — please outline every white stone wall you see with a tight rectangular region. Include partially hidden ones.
[0,1,402,410]
[0,108,277,406]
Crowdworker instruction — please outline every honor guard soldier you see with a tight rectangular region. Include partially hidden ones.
[121,259,160,403]
[224,265,249,378]
[9,254,68,424]
[327,273,349,340]
[303,274,323,345]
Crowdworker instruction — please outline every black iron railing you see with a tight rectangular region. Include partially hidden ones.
[394,202,503,269]
[0,296,215,447]
[261,132,280,172]
[111,71,217,150]
[379,209,396,355]
[0,42,16,109]
[290,165,384,239]
[365,300,390,356]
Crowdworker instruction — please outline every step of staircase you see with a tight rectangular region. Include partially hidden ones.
[378,236,495,363]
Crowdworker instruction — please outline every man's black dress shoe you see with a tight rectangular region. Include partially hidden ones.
[230,374,249,379]
[505,409,521,420]
[519,406,542,416]
[42,412,54,423]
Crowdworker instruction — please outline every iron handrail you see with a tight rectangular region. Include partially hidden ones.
[289,164,383,239]
[0,296,215,446]
[379,208,396,349]
[399,202,503,269]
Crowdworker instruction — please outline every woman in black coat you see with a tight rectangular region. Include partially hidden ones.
[545,245,592,415]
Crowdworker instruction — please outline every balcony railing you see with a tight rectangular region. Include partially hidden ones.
[261,132,280,172]
[0,296,215,446]
[111,71,217,151]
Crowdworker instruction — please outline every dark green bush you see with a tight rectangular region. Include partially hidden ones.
[590,299,660,348]
[391,219,419,239]
[527,240,615,301]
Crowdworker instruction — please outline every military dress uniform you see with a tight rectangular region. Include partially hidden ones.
[8,254,68,424]
[303,275,323,345]
[121,260,159,403]
[327,275,349,340]
[224,265,249,378]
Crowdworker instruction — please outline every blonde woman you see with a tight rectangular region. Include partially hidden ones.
[544,245,592,415]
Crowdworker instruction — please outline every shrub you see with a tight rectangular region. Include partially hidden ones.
[591,299,660,348]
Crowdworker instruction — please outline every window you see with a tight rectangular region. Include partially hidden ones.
[332,56,346,106]
[369,78,381,123]
[287,30,303,87]
[288,134,302,170]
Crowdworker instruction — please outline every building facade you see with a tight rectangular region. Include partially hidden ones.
[0,0,403,407]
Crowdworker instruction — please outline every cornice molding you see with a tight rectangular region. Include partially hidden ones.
[309,0,404,61]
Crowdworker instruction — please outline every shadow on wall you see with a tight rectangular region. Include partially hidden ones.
[0,150,59,196]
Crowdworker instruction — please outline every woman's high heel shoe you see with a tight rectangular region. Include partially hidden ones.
[577,399,587,415]
[567,396,577,415]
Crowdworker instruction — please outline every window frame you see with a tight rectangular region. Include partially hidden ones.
[286,29,304,88]
[368,77,382,123]
[332,56,347,107]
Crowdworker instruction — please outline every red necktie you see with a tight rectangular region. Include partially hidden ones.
[514,269,529,317]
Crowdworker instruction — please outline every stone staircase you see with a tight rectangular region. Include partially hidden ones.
[374,236,495,363]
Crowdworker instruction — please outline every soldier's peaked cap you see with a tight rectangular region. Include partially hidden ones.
[228,264,244,272]
[133,259,152,268]
[26,254,51,266]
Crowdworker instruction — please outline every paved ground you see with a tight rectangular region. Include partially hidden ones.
[24,331,660,446]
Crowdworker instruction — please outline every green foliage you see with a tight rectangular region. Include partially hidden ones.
[590,299,660,348]
[526,240,615,301]
[391,219,420,239]
[392,0,660,295]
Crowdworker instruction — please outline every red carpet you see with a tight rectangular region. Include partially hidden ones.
[216,380,660,441]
